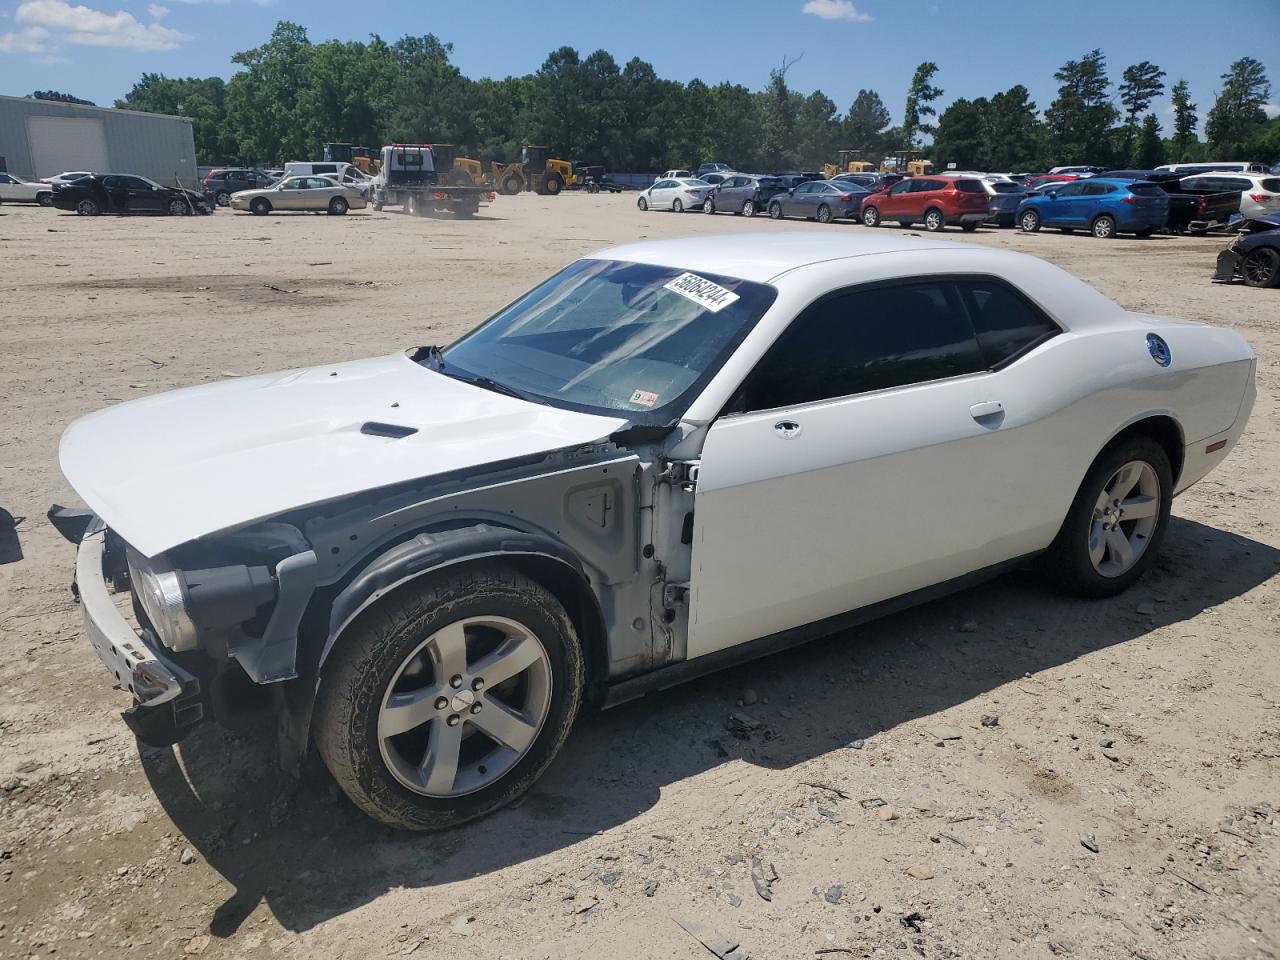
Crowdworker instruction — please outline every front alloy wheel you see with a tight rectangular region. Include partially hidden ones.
[1020,209,1040,232]
[703,198,715,214]
[862,205,881,227]
[769,202,783,220]
[314,563,584,830]
[1241,247,1280,288]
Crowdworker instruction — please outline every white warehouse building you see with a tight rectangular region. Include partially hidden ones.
[0,95,198,187]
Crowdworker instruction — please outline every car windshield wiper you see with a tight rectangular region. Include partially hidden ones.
[443,372,530,402]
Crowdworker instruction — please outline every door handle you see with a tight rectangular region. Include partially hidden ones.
[773,420,802,438]
[969,400,1004,423]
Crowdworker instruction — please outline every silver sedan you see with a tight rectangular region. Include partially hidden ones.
[229,175,367,216]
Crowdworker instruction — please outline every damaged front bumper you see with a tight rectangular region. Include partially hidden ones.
[75,525,203,745]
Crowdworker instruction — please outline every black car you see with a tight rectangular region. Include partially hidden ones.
[202,167,275,206]
[52,174,213,216]
[1212,215,1280,288]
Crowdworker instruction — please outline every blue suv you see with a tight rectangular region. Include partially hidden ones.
[1016,178,1170,238]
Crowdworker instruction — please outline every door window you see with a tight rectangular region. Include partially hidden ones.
[912,179,944,192]
[0,174,13,184]
[732,281,985,412]
[955,278,1060,367]
[1053,182,1086,197]
[1083,182,1117,195]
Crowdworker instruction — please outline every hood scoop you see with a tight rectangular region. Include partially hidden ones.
[360,421,418,439]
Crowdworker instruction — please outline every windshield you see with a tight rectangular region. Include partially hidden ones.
[438,259,777,422]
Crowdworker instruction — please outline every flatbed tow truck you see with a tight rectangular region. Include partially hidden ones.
[370,144,495,218]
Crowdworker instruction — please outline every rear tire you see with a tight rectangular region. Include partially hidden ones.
[1038,435,1173,598]
[923,207,945,232]
[215,191,231,207]
[37,192,53,207]
[250,197,271,216]
[673,198,684,213]
[742,199,755,217]
[1092,214,1116,239]
[329,196,349,216]
[543,174,563,196]
[313,563,584,831]
[1135,226,1154,238]
[1241,247,1280,288]
[501,175,522,196]
[961,221,979,232]
[862,205,881,227]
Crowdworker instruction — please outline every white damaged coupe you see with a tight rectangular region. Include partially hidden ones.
[59,233,1256,829]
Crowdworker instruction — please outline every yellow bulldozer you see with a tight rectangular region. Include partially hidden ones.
[322,143,380,175]
[821,149,876,179]
[879,150,934,176]
[428,145,487,187]
[491,146,575,196]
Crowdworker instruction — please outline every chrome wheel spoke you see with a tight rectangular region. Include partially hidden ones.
[419,719,463,794]
[429,621,468,682]
[471,697,539,753]
[472,633,542,687]
[379,687,443,738]
[1089,523,1107,566]
[1119,494,1158,520]
[1109,463,1142,501]
[1105,528,1134,569]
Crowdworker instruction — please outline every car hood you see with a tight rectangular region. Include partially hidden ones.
[60,352,629,556]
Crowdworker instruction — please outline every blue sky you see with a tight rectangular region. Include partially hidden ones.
[2,0,1277,133]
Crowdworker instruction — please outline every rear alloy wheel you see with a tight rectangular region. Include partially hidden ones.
[703,198,715,214]
[314,563,584,831]
[1039,435,1172,598]
[329,196,349,216]
[250,197,271,216]
[167,198,189,216]
[216,191,231,207]
[862,205,881,227]
[75,198,100,216]
[816,203,833,224]
[1092,214,1116,239]
[1019,209,1040,232]
[37,192,53,207]
[1240,247,1280,288]
[923,208,945,232]
[1135,226,1155,238]
[769,201,784,220]
[961,221,979,232]
[672,198,684,213]
[742,199,755,217]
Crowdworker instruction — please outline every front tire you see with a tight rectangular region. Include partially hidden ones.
[328,196,349,216]
[216,191,231,207]
[75,198,100,216]
[703,198,715,214]
[1019,209,1041,232]
[1241,248,1280,288]
[768,201,783,220]
[637,196,648,211]
[167,198,189,216]
[250,197,271,216]
[862,205,881,227]
[1092,214,1116,239]
[1039,435,1173,598]
[314,563,584,831]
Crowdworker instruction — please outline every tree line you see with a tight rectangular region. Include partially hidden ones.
[107,23,1278,172]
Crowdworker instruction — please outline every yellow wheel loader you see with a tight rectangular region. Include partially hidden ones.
[491,146,575,196]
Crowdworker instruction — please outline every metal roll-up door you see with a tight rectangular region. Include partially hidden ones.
[27,116,109,178]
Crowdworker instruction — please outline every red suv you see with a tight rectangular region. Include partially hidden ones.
[860,176,992,232]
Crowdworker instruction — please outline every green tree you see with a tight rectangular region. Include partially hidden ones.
[760,63,799,170]
[843,88,890,159]
[388,35,474,146]
[1135,114,1165,168]
[1117,60,1165,164]
[931,97,989,170]
[1169,79,1199,161]
[225,22,315,164]
[116,74,235,163]
[705,82,762,171]
[985,85,1046,170]
[1045,49,1118,164]
[1206,56,1271,157]
[902,62,942,149]
[30,90,95,105]
[797,89,840,167]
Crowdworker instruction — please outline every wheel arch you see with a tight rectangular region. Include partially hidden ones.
[280,520,609,770]
[1100,414,1185,488]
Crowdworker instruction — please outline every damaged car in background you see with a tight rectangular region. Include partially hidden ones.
[57,233,1256,830]
[1212,214,1280,288]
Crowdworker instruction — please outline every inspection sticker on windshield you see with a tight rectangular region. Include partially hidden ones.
[629,389,660,408]
[663,272,740,312]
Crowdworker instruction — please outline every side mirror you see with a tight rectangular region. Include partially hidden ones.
[1047,190,1058,199]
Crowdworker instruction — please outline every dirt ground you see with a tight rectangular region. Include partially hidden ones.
[1,193,1278,960]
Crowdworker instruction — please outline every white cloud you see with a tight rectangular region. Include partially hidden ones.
[0,23,50,52]
[801,0,873,22]
[15,0,189,49]
[1263,103,1280,120]
[148,3,169,15]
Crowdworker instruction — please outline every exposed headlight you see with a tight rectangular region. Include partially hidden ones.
[127,548,199,651]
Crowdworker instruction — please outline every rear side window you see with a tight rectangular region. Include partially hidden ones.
[1127,183,1164,197]
[955,278,1059,367]
[914,179,945,192]
[735,281,984,412]
[1084,182,1117,195]
[989,182,1022,194]
[1261,179,1280,192]
[954,179,985,193]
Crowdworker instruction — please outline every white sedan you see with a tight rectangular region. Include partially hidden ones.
[638,176,713,212]
[58,233,1254,831]
[0,172,55,205]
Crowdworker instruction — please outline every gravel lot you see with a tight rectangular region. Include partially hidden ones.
[1,194,1277,960]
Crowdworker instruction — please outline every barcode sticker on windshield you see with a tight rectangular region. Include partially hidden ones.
[663,272,740,313]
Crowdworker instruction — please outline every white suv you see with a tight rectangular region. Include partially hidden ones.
[1180,172,1280,219]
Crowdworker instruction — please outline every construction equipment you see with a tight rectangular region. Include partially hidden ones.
[428,145,487,187]
[491,146,575,196]
[821,150,876,179]
[371,144,494,218]
[322,143,380,176]
[880,151,934,176]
